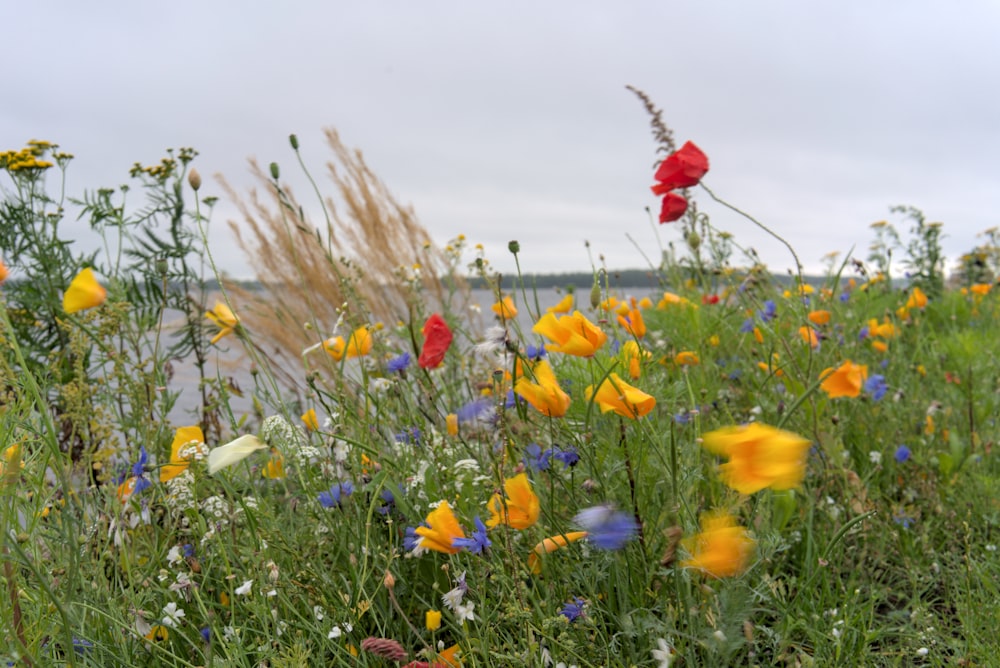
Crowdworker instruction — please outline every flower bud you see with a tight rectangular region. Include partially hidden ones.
[269,162,280,180]
[188,168,202,191]
[508,240,520,254]
[289,134,299,150]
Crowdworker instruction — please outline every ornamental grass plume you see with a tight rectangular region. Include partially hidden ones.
[820,359,868,398]
[513,359,571,417]
[486,473,540,530]
[532,310,607,357]
[63,267,107,313]
[205,301,239,345]
[681,512,755,578]
[585,372,656,419]
[701,423,810,494]
[414,501,466,554]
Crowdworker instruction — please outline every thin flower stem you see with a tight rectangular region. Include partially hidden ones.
[619,419,646,553]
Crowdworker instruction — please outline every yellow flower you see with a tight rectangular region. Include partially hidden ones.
[0,258,8,285]
[872,340,888,353]
[906,286,928,309]
[820,360,868,398]
[621,340,649,380]
[262,448,286,479]
[532,311,607,357]
[301,408,319,431]
[160,426,206,483]
[63,267,107,313]
[415,500,466,554]
[324,326,373,361]
[617,307,646,338]
[205,301,239,344]
[752,327,764,344]
[426,609,442,631]
[446,413,459,437]
[657,292,693,309]
[527,531,589,574]
[701,423,810,494]
[492,295,518,319]
[585,373,656,419]
[674,351,700,366]
[548,294,574,313]
[1,443,23,479]
[486,473,540,530]
[798,326,819,348]
[514,360,571,417]
[144,625,170,643]
[681,512,755,578]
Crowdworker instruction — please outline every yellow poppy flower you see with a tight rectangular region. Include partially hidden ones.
[621,340,649,380]
[261,448,286,479]
[426,609,442,631]
[205,301,239,344]
[513,360,570,417]
[486,473,540,530]
[798,326,819,348]
[301,408,319,431]
[681,512,755,578]
[701,423,810,494]
[415,500,466,554]
[548,294,574,314]
[820,360,868,398]
[808,310,831,325]
[324,326,373,361]
[63,267,107,313]
[585,373,656,419]
[492,295,518,319]
[674,351,700,366]
[617,307,646,338]
[906,286,928,309]
[160,426,206,483]
[532,311,607,357]
[527,531,589,574]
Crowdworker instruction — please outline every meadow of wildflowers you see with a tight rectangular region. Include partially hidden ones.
[3,103,1000,667]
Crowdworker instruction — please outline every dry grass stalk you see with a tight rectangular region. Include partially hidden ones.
[219,129,470,389]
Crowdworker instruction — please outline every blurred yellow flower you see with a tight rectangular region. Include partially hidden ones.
[527,531,589,574]
[492,295,518,319]
[160,426,206,483]
[906,286,928,309]
[513,360,571,417]
[621,340,650,380]
[674,351,700,366]
[681,512,755,578]
[820,360,868,398]
[325,326,373,361]
[548,294,574,313]
[262,448,286,479]
[205,301,239,345]
[617,307,646,338]
[798,326,819,348]
[808,310,831,325]
[415,500,465,554]
[0,258,8,285]
[657,291,694,309]
[63,267,107,313]
[585,373,656,419]
[486,473,540,530]
[446,413,459,436]
[701,423,810,494]
[301,408,319,431]
[533,311,607,357]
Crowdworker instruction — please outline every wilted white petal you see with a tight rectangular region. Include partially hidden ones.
[208,435,266,474]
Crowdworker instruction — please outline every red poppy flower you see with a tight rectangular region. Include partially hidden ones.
[651,141,709,194]
[702,294,720,305]
[418,313,453,369]
[659,192,688,223]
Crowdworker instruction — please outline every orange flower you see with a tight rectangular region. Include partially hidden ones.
[0,258,8,285]
[205,301,239,344]
[657,292,694,309]
[415,501,466,554]
[325,326,373,361]
[681,512,755,578]
[63,267,107,313]
[514,360,571,417]
[872,340,888,353]
[807,310,831,325]
[585,373,656,419]
[752,327,764,344]
[820,360,868,398]
[798,326,819,348]
[492,295,518,319]
[532,311,607,357]
[446,413,459,436]
[617,307,646,338]
[674,351,700,366]
[527,531,589,574]
[701,423,810,494]
[621,341,649,380]
[486,473,539,530]
[160,426,206,483]
[970,283,991,296]
[301,408,319,431]
[906,286,928,309]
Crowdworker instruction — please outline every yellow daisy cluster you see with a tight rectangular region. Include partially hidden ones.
[0,140,67,172]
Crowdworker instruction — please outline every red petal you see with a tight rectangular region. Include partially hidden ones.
[659,193,688,223]
[418,313,453,369]
[653,141,709,190]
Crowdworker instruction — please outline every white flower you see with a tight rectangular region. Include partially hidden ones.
[313,606,325,621]
[869,450,882,464]
[442,587,465,611]
[161,602,186,628]
[328,625,343,639]
[235,580,253,596]
[651,638,674,668]
[916,647,929,657]
[166,545,184,566]
[208,434,267,474]
[474,326,509,356]
[453,601,476,622]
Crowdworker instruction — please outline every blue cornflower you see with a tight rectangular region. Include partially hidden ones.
[200,627,211,643]
[759,300,777,322]
[560,597,586,623]
[739,318,755,334]
[73,638,94,655]
[863,374,888,401]
[457,398,494,424]
[387,352,411,373]
[551,446,579,468]
[505,389,518,409]
[574,505,639,550]
[894,445,911,463]
[452,516,492,554]
[403,526,424,551]
[858,326,870,340]
[839,291,851,303]
[377,486,399,515]
[116,447,152,497]
[525,343,547,360]
[394,427,421,445]
[893,514,914,529]
[318,481,355,508]
[523,443,552,472]
[182,544,195,558]
[673,412,691,425]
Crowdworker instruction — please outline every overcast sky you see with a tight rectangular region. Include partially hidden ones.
[6,2,999,280]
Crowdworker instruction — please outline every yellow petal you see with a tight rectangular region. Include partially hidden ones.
[63,267,107,313]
